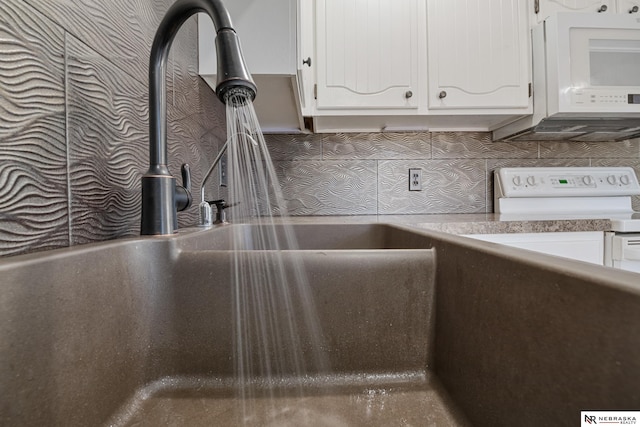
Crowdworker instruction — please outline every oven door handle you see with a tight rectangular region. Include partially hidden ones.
[613,236,640,261]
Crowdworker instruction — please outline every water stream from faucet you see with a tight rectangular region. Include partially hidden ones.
[222,91,329,425]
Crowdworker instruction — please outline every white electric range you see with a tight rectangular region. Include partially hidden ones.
[468,167,640,273]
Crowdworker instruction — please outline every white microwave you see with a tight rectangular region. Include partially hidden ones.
[547,12,640,116]
[494,13,640,141]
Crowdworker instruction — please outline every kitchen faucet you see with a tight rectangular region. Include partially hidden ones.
[140,0,256,235]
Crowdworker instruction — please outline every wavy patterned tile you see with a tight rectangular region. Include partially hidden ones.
[378,160,486,214]
[66,35,149,244]
[264,134,323,161]
[169,16,200,117]
[274,160,377,215]
[323,132,431,160]
[540,140,640,158]
[432,131,538,159]
[166,105,214,228]
[0,0,68,257]
[196,78,226,135]
[24,0,170,83]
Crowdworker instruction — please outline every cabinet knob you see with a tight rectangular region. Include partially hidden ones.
[438,91,447,99]
[630,5,639,13]
[405,91,413,99]
[597,4,607,12]
[302,57,312,67]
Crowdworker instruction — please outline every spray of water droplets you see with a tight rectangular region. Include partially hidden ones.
[223,90,329,425]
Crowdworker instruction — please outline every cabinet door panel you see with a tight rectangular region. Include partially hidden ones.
[427,0,530,109]
[618,0,640,14]
[316,0,420,109]
[537,0,614,20]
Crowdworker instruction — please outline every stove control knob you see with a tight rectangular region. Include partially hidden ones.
[526,175,537,186]
[607,175,618,185]
[620,174,631,185]
[582,175,594,186]
[512,176,523,186]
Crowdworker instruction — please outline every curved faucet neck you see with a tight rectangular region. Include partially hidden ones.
[148,0,234,170]
[141,0,239,236]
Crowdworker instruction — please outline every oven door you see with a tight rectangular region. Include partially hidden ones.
[605,232,640,272]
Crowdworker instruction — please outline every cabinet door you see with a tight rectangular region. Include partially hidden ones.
[427,0,530,109]
[536,0,614,21]
[297,0,315,114]
[618,0,640,13]
[315,0,421,109]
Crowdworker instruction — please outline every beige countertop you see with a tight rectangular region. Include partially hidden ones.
[277,214,612,235]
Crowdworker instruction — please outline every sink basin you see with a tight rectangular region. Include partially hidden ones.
[1,223,639,426]
[174,223,429,250]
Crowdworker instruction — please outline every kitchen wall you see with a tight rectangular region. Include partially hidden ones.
[0,0,227,258]
[2,1,640,259]
[266,132,640,215]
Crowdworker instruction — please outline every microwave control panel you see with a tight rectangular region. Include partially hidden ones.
[571,90,640,107]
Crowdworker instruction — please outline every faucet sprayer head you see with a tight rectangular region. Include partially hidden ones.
[215,29,257,104]
[222,86,256,106]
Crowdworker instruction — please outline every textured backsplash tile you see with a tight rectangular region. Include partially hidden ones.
[267,131,640,216]
[323,132,430,159]
[540,140,640,158]
[24,0,165,83]
[264,134,323,161]
[0,0,69,256]
[432,132,537,159]
[378,159,486,214]
[275,160,377,215]
[66,35,148,244]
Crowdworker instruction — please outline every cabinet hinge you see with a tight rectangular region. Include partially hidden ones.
[528,83,533,98]
[534,0,539,14]
[314,84,317,100]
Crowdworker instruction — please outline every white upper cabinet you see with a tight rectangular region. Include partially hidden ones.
[615,0,640,13]
[618,0,640,13]
[534,0,614,22]
[532,1,640,25]
[315,0,423,110]
[427,0,531,110]
[297,0,315,115]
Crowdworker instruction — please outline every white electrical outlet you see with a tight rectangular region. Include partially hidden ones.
[409,168,422,191]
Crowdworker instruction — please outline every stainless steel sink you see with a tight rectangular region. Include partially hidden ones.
[1,223,639,426]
